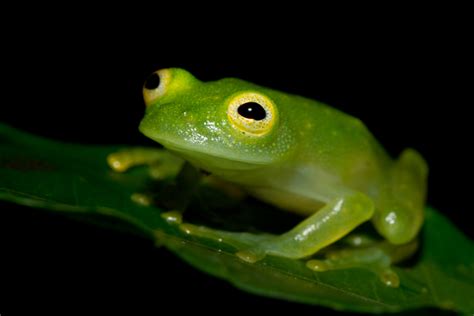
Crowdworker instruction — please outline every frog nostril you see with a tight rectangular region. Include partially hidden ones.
[144,72,160,90]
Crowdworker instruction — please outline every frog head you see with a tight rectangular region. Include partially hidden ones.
[139,68,295,172]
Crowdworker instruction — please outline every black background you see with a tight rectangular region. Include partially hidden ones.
[1,12,471,315]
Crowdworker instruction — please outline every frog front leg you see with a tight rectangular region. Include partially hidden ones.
[107,147,186,206]
[237,192,375,261]
[107,147,184,180]
[180,192,374,261]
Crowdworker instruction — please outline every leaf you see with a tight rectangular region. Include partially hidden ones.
[1,123,473,314]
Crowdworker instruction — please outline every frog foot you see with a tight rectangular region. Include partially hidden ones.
[305,240,418,288]
[306,255,400,287]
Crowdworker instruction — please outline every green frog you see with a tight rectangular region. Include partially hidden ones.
[108,68,428,287]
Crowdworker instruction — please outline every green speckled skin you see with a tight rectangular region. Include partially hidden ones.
[127,68,428,284]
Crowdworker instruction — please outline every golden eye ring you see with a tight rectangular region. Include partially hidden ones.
[227,92,277,136]
[143,69,171,106]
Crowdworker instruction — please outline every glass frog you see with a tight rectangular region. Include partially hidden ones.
[108,68,428,287]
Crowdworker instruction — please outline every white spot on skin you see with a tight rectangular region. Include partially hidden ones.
[385,212,397,225]
[204,120,220,133]
[184,127,208,145]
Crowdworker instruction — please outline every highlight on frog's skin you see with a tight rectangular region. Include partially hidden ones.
[227,92,277,136]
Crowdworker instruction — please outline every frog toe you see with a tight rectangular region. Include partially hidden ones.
[130,192,154,206]
[379,268,400,287]
[236,249,266,263]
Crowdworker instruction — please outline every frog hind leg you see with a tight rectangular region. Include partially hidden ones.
[307,239,418,288]
[372,148,428,245]
[180,192,375,263]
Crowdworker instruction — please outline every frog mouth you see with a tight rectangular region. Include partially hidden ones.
[158,138,271,171]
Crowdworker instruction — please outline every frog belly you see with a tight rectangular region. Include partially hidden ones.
[249,187,325,216]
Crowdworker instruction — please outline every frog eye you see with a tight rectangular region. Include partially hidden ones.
[227,92,277,136]
[143,69,171,106]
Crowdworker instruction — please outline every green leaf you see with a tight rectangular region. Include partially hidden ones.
[1,123,473,314]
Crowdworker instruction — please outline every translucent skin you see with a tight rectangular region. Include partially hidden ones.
[111,68,429,286]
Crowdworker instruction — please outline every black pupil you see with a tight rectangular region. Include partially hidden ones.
[237,102,266,120]
[144,73,160,90]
